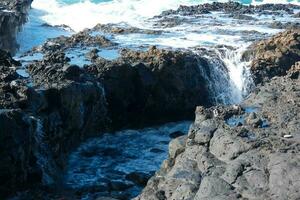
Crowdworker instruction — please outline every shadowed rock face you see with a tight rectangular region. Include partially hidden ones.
[85,46,211,128]
[245,29,300,84]
[0,49,109,198]
[0,0,32,54]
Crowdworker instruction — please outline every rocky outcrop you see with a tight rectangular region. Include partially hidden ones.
[35,31,115,53]
[245,29,300,84]
[158,2,300,17]
[135,70,300,200]
[0,110,39,197]
[85,46,211,128]
[0,50,109,198]
[0,0,32,54]
[91,23,162,35]
[135,28,300,200]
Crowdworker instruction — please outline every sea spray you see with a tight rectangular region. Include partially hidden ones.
[195,45,254,104]
[214,45,254,103]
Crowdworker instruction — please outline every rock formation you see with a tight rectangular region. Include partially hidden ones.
[245,29,300,84]
[0,49,108,198]
[0,0,32,54]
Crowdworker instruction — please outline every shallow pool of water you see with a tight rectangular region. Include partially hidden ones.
[64,121,191,199]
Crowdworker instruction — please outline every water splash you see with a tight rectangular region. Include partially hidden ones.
[195,45,254,104]
[31,0,300,32]
[215,45,254,103]
[31,116,58,185]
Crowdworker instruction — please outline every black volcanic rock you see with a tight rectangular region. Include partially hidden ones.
[135,27,300,200]
[85,46,211,128]
[0,109,41,198]
[38,31,116,53]
[0,49,109,198]
[91,23,163,35]
[158,2,300,17]
[0,0,32,54]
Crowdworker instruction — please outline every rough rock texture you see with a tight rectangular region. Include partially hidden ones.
[158,2,300,17]
[35,31,115,53]
[85,46,211,128]
[135,29,300,200]
[0,50,108,198]
[136,72,300,200]
[245,29,300,84]
[5,40,225,198]
[91,23,162,35]
[0,110,39,197]
[0,0,32,54]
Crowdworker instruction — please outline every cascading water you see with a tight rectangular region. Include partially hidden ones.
[31,116,59,185]
[195,45,254,105]
[214,45,254,103]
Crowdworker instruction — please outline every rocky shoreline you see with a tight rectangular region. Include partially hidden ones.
[0,1,300,200]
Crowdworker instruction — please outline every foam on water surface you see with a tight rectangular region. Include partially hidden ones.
[17,9,71,54]
[30,0,300,32]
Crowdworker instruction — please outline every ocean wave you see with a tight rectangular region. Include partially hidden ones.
[32,0,300,32]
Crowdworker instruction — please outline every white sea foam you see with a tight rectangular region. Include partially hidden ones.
[31,0,230,31]
[31,0,300,32]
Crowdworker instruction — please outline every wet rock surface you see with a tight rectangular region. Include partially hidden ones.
[158,2,300,17]
[0,0,32,54]
[90,23,163,35]
[34,31,115,54]
[136,73,300,200]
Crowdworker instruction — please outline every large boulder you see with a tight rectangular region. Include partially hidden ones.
[27,51,109,168]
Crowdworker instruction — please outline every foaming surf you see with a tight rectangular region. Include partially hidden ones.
[31,0,300,32]
[31,0,228,31]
